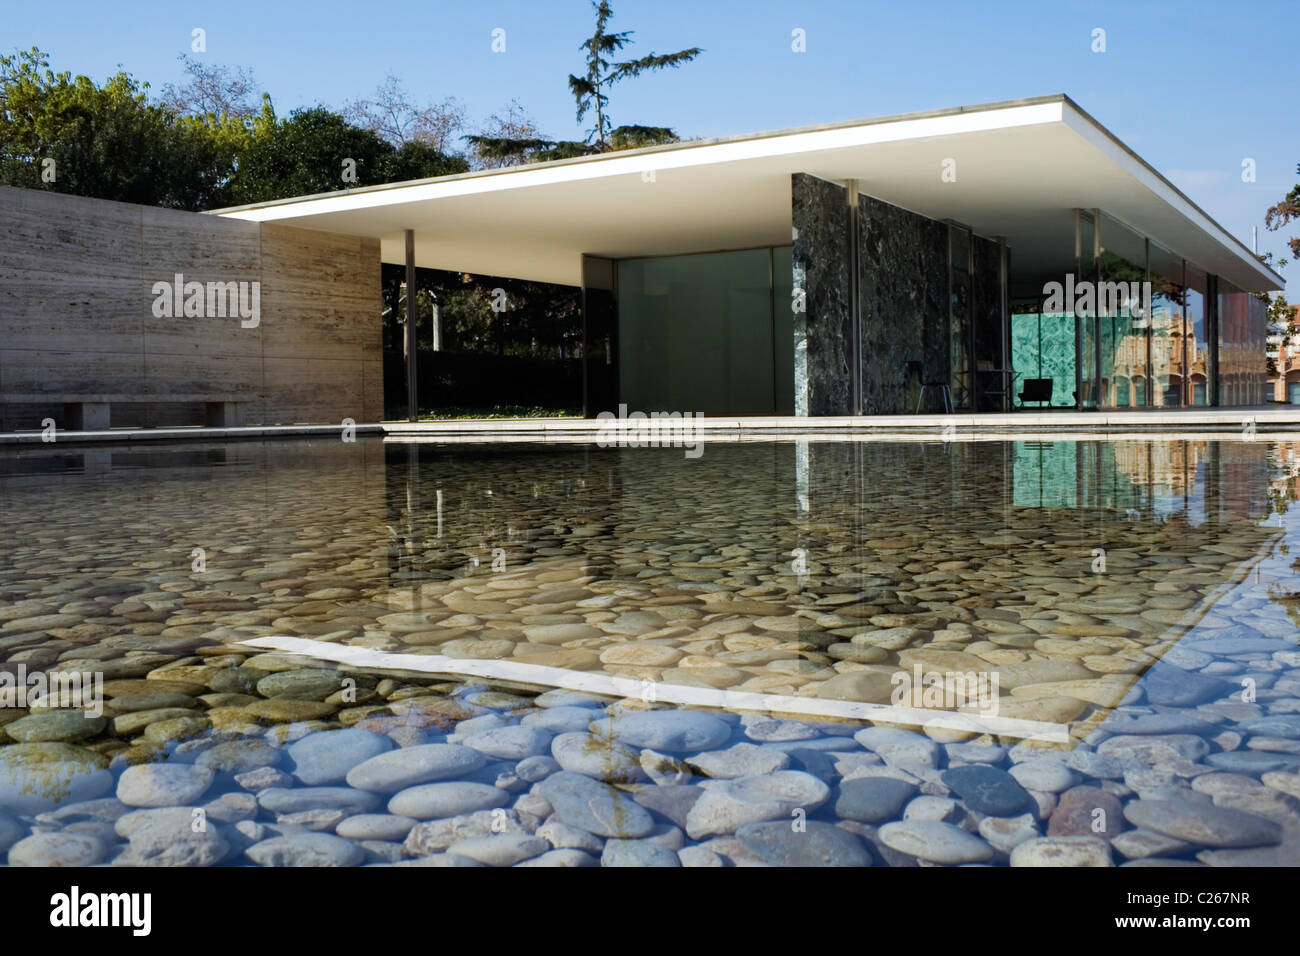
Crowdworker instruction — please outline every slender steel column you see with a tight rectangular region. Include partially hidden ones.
[405,229,418,423]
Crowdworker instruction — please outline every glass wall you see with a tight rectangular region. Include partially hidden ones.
[1011,308,1077,408]
[1149,241,1184,407]
[1218,278,1269,406]
[1006,207,1270,413]
[1097,213,1148,409]
[1077,212,1097,409]
[617,247,790,415]
[773,246,795,415]
[1186,267,1209,405]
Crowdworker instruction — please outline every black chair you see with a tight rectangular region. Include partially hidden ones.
[915,361,956,413]
[1018,378,1053,407]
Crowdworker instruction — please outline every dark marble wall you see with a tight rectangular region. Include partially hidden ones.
[792,176,1002,416]
[791,174,852,416]
[857,193,950,414]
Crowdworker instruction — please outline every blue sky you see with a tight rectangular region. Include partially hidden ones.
[7,0,1296,283]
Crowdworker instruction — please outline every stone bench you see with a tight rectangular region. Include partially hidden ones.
[0,394,248,430]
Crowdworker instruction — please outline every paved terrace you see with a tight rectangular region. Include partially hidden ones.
[1,407,1298,446]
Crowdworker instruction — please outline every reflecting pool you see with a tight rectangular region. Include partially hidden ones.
[0,437,1297,866]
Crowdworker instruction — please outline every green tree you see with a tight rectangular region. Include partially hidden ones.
[0,47,237,209]
[465,1,701,165]
[378,140,468,183]
[229,105,468,204]
[230,105,388,203]
[568,0,699,149]
[1265,164,1300,261]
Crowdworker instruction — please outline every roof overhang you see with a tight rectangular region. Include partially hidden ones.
[211,95,1283,292]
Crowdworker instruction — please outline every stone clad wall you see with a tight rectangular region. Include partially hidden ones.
[857,193,950,415]
[791,174,852,416]
[792,174,1000,415]
[0,185,382,429]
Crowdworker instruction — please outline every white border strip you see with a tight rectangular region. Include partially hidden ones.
[238,635,1071,743]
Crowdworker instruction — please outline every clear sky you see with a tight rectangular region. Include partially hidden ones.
[6,0,1296,284]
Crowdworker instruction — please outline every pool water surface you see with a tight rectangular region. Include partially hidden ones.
[0,437,1296,867]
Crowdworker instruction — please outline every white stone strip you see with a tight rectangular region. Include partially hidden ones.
[380,410,1300,432]
[238,634,1071,743]
[381,430,1288,446]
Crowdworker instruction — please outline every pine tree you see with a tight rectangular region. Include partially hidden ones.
[465,1,701,165]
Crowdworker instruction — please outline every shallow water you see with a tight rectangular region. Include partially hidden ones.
[0,437,1297,866]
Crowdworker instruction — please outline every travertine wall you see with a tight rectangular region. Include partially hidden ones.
[0,185,382,429]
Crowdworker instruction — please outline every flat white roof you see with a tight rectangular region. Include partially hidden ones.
[212,95,1282,292]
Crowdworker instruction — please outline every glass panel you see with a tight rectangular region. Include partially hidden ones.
[1186,267,1208,405]
[1149,242,1184,407]
[773,246,795,415]
[1077,212,1096,408]
[1250,295,1269,404]
[617,249,775,415]
[1219,278,1240,406]
[1217,277,1269,406]
[1097,214,1148,409]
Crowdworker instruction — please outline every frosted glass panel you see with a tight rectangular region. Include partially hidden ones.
[618,249,778,415]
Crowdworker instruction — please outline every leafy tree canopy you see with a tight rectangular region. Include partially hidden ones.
[1265,164,1300,262]
[2,48,470,209]
[0,47,239,209]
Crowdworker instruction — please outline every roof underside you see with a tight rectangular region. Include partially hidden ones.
[212,96,1282,293]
